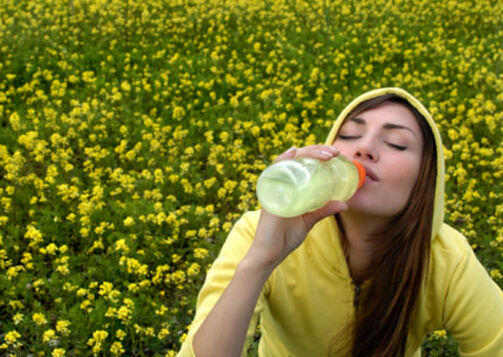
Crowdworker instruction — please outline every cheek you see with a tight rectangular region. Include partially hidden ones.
[332,140,353,157]
[388,159,421,193]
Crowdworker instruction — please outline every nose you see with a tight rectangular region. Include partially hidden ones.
[354,142,379,162]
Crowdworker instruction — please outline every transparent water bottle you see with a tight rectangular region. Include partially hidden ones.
[256,156,365,217]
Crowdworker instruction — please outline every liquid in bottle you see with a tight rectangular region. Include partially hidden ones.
[256,156,365,217]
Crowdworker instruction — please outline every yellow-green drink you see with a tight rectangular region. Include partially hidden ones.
[256,156,365,217]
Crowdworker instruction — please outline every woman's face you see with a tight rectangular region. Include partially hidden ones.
[333,102,424,220]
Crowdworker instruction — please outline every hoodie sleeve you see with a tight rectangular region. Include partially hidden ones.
[442,236,503,356]
[176,211,267,357]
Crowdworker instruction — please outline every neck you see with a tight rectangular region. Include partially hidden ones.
[338,211,390,283]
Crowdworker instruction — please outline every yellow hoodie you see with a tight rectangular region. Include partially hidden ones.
[177,88,503,357]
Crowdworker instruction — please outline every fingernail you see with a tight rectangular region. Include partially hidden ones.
[320,150,333,158]
[285,147,296,155]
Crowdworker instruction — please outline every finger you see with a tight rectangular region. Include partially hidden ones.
[303,200,348,230]
[274,146,297,162]
[295,145,340,161]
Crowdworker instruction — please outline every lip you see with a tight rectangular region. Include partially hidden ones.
[361,164,379,182]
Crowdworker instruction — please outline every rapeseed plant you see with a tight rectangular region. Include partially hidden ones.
[0,0,502,355]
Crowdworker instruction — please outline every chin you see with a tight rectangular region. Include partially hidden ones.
[345,201,400,220]
[347,193,405,216]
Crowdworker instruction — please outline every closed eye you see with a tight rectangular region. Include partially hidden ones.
[337,135,360,140]
[387,143,407,151]
[338,134,407,151]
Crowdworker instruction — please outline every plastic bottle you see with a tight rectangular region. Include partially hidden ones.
[256,156,366,217]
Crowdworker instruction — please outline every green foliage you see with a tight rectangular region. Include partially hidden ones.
[0,0,502,356]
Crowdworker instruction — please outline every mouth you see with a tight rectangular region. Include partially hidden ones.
[362,165,379,182]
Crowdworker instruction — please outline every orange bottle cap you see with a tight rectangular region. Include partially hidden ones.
[352,160,366,189]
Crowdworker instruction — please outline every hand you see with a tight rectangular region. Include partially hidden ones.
[247,145,348,269]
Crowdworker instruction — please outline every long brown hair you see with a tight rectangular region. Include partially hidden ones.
[332,94,437,357]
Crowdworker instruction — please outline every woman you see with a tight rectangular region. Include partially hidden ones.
[176,88,503,357]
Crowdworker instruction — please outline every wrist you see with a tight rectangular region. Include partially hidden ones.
[238,250,278,282]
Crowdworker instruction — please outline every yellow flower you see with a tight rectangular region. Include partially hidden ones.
[116,329,126,340]
[43,329,56,343]
[187,262,200,277]
[490,269,503,280]
[80,300,92,310]
[52,348,66,357]
[120,81,131,92]
[158,328,170,339]
[21,252,33,265]
[110,341,125,356]
[172,105,186,120]
[155,305,169,316]
[204,177,217,189]
[9,112,20,131]
[4,330,21,345]
[115,239,130,253]
[99,282,114,296]
[9,300,24,310]
[194,248,209,259]
[12,313,23,325]
[7,265,24,279]
[24,225,43,247]
[88,330,108,352]
[123,217,135,227]
[55,256,70,275]
[45,243,59,255]
[32,312,47,326]
[56,320,71,336]
[222,222,232,232]
[117,306,132,322]
[81,71,96,83]
[432,330,447,339]
[68,74,79,83]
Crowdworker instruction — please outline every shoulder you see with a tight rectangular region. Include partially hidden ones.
[417,223,494,330]
[427,223,478,293]
[426,222,499,306]
[426,226,503,353]
[430,223,471,268]
[425,223,474,311]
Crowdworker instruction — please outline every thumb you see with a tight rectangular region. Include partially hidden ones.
[303,201,348,229]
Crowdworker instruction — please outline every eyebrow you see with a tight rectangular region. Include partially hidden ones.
[350,117,418,138]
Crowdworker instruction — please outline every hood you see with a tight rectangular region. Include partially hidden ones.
[324,87,445,238]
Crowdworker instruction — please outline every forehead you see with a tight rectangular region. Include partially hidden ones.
[351,102,420,129]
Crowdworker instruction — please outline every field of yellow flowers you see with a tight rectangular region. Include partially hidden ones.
[0,0,502,356]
